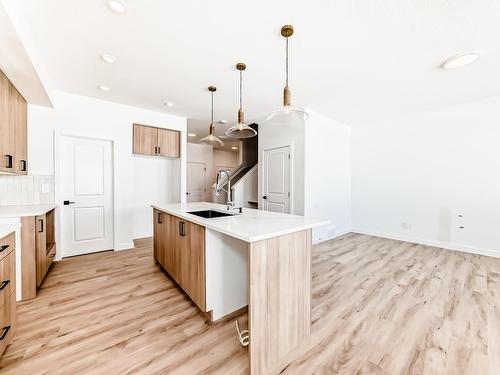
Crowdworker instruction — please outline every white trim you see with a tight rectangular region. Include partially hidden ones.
[314,229,351,245]
[55,132,116,257]
[114,242,135,251]
[352,229,500,259]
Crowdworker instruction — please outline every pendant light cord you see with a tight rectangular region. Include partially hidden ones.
[239,70,243,110]
[210,90,214,134]
[285,36,289,87]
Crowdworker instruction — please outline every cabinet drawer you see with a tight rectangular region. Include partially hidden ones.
[0,292,15,357]
[0,232,14,263]
[0,251,15,309]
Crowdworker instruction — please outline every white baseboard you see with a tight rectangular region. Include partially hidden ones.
[114,242,135,251]
[352,229,500,259]
[314,230,351,245]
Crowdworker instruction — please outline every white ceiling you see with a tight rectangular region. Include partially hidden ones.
[9,0,500,137]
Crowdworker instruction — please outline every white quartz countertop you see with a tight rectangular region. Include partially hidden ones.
[0,204,57,218]
[0,223,19,239]
[152,202,329,243]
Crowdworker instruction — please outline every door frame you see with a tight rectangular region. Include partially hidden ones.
[54,132,116,259]
[186,161,207,202]
[261,144,293,214]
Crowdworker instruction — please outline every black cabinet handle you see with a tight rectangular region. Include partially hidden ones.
[38,219,44,233]
[63,200,75,205]
[0,245,8,253]
[20,160,27,172]
[157,146,161,154]
[0,280,10,291]
[157,212,163,224]
[179,221,185,236]
[5,155,12,169]
[262,195,267,200]
[0,326,10,341]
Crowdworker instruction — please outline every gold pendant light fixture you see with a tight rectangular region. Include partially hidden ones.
[266,25,309,124]
[225,63,257,139]
[200,86,224,147]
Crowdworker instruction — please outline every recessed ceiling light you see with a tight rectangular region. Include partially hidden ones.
[98,85,110,91]
[101,54,116,64]
[442,52,480,69]
[217,120,227,124]
[164,101,174,107]
[188,133,197,137]
[231,146,238,150]
[107,0,127,14]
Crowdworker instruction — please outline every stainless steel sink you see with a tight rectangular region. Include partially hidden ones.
[187,210,236,218]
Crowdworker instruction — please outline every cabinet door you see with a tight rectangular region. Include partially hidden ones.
[153,210,177,279]
[133,124,158,156]
[0,72,14,173]
[176,220,205,311]
[13,90,27,174]
[157,128,180,158]
[35,214,47,287]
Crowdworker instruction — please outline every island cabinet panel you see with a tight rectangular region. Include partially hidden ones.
[0,70,28,175]
[20,209,57,300]
[153,210,206,311]
[0,231,17,358]
[248,229,312,375]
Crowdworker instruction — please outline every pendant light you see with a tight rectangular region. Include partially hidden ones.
[266,25,309,124]
[225,63,257,139]
[200,86,224,147]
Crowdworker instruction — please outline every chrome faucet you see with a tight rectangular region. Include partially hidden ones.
[215,170,242,212]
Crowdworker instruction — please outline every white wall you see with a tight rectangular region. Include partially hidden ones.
[28,91,187,250]
[352,96,500,256]
[305,109,351,243]
[187,143,213,201]
[258,117,305,215]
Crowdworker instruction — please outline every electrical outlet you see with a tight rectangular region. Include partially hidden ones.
[401,222,411,229]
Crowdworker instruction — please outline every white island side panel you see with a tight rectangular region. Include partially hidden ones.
[205,228,249,321]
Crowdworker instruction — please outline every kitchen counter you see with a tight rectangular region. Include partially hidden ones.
[0,204,57,218]
[151,202,328,243]
[0,224,17,240]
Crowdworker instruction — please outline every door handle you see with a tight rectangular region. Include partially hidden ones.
[4,155,12,169]
[38,219,44,233]
[63,200,75,205]
[262,196,267,200]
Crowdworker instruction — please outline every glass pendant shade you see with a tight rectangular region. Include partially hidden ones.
[267,25,309,124]
[200,86,224,147]
[225,63,257,139]
[200,132,224,147]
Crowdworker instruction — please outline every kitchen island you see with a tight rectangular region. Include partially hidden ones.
[152,202,328,375]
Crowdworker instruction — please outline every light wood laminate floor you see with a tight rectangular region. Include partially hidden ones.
[1,234,499,374]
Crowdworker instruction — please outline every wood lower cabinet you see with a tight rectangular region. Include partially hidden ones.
[0,232,16,358]
[0,70,27,175]
[133,124,180,158]
[20,209,56,300]
[153,209,206,311]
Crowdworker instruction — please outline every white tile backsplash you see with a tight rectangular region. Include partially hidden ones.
[0,175,54,206]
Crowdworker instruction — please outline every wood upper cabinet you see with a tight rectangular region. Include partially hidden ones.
[153,210,206,311]
[157,128,180,158]
[0,70,27,175]
[133,124,180,158]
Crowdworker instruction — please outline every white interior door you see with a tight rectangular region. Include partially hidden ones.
[60,136,114,257]
[187,162,206,202]
[262,145,291,213]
